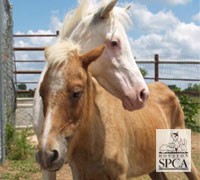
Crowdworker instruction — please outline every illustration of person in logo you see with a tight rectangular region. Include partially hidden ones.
[159,132,187,153]
[171,132,179,152]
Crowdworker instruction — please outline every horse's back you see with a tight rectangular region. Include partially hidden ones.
[148,82,185,129]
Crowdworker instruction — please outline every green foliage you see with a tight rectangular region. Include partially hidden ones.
[184,83,200,92]
[17,83,27,90]
[139,68,148,77]
[5,123,33,160]
[17,92,33,98]
[173,88,200,132]
[17,83,34,97]
[1,124,39,179]
[168,84,178,91]
[5,123,15,155]
[6,108,14,125]
[17,88,34,98]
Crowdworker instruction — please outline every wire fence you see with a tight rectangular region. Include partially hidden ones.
[12,35,200,130]
[13,37,200,95]
[137,55,200,92]
[12,32,200,129]
[0,0,15,164]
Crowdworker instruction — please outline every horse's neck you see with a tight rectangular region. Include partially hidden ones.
[71,77,104,155]
[78,76,101,132]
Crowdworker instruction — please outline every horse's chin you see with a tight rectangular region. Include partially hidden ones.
[43,159,65,172]
[47,167,62,172]
[122,97,145,111]
[122,99,134,111]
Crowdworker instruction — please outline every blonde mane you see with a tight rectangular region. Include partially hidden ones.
[45,40,80,66]
[59,0,133,39]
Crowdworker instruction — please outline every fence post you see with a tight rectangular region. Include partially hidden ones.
[0,0,6,165]
[154,54,159,81]
[56,30,59,36]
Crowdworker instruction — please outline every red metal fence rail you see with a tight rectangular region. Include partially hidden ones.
[13,32,59,93]
[13,33,200,97]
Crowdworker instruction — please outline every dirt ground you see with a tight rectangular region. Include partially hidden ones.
[0,132,199,180]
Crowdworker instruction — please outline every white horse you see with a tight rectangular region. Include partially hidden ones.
[60,0,149,110]
[33,0,148,179]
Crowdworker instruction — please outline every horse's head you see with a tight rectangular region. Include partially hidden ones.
[35,41,105,171]
[60,0,149,111]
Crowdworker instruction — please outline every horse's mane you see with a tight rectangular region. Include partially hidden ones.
[45,40,80,66]
[46,1,132,66]
[59,0,132,39]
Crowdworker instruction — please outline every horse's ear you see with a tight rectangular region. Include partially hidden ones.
[100,0,118,18]
[125,4,131,11]
[79,45,105,68]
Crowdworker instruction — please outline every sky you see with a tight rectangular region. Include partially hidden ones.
[9,0,200,89]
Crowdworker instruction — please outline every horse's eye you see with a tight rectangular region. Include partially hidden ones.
[111,41,118,47]
[72,90,83,99]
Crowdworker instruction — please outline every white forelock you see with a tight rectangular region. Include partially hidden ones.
[45,40,80,66]
[59,0,132,39]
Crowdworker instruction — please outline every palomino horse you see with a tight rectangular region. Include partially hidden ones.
[36,41,199,180]
[34,1,148,178]
[34,0,148,132]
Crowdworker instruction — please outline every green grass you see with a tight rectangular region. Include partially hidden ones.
[0,149,40,180]
[0,126,40,180]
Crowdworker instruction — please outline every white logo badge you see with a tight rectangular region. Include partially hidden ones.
[156,129,191,172]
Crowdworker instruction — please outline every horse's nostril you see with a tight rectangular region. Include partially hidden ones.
[35,149,60,169]
[139,89,148,102]
[50,149,59,163]
[140,90,144,100]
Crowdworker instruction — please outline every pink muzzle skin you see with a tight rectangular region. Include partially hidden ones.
[122,88,149,111]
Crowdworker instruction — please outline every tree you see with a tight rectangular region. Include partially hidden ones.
[17,83,27,90]
[168,85,179,91]
[139,68,148,77]
[184,83,200,92]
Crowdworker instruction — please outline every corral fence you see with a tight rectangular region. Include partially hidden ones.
[13,32,59,129]
[14,33,200,97]
[0,0,15,164]
[13,31,200,130]
[137,54,200,97]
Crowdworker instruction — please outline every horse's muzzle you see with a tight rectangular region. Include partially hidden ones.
[35,148,65,171]
[122,87,149,111]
